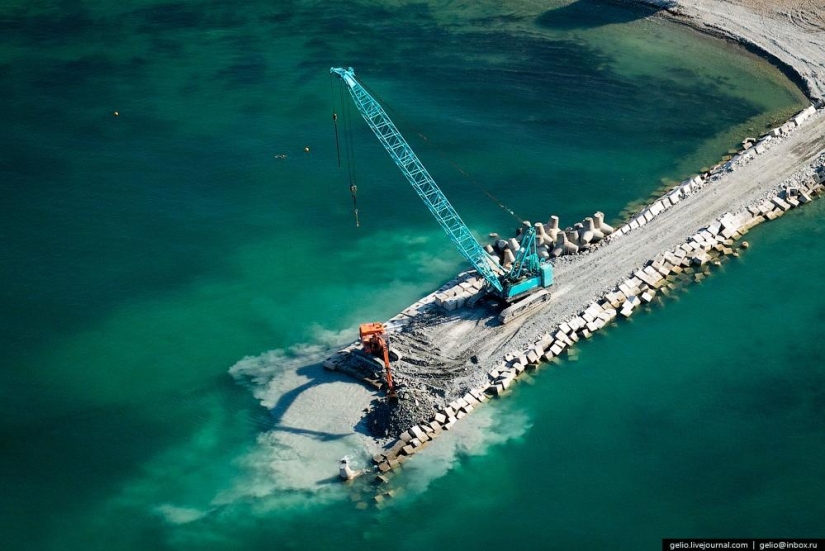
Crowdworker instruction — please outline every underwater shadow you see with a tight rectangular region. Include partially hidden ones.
[537,0,673,31]
[264,359,377,439]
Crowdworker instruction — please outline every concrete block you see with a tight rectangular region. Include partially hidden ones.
[720,226,738,239]
[643,210,654,222]
[585,302,604,317]
[758,200,774,215]
[557,331,574,347]
[651,261,670,277]
[644,266,664,282]
[634,270,657,287]
[699,230,715,243]
[537,334,554,350]
[772,196,791,212]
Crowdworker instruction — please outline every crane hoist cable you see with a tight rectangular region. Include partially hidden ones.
[358,78,523,225]
[329,74,342,167]
[331,75,360,227]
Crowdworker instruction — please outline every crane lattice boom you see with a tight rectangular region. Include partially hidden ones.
[331,67,505,292]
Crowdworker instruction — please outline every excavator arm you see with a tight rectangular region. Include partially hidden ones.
[359,322,397,399]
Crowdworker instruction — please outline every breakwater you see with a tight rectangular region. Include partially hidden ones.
[326,102,825,495]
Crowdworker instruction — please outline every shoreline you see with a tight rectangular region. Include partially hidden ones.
[619,0,825,103]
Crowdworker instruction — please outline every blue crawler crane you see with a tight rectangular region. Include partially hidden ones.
[331,67,553,307]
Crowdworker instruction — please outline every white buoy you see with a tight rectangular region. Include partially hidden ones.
[339,457,357,480]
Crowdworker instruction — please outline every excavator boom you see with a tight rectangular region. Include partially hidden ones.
[359,323,397,399]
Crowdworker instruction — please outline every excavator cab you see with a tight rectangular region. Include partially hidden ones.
[359,323,397,400]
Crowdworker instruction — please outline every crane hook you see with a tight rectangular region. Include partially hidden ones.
[350,183,359,227]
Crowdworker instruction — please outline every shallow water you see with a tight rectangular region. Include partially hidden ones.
[1,0,817,549]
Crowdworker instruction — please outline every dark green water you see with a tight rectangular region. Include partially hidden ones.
[2,0,819,549]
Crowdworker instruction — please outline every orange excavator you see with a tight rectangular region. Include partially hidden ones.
[358,322,397,400]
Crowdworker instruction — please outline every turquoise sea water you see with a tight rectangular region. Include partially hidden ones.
[2,0,820,549]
